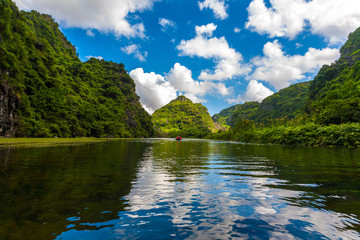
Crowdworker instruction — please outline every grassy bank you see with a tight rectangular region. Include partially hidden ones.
[0,138,122,148]
[206,122,360,148]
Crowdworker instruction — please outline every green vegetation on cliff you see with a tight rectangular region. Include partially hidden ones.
[228,102,260,126]
[226,82,310,127]
[0,0,154,137]
[210,27,360,148]
[212,104,242,129]
[306,27,360,125]
[152,96,216,137]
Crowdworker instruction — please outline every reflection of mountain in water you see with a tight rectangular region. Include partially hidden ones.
[0,141,151,238]
[1,139,359,239]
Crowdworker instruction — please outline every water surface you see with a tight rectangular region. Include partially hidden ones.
[0,139,359,239]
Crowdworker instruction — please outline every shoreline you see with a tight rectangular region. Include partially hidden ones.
[0,138,123,148]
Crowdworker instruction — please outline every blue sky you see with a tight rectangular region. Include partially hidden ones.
[15,0,360,115]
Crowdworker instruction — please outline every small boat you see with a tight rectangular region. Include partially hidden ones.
[176,136,182,141]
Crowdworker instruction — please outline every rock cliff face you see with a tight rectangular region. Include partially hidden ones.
[0,83,18,136]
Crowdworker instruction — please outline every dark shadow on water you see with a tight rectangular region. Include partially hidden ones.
[0,141,151,239]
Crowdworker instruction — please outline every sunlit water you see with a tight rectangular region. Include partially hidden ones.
[0,139,360,239]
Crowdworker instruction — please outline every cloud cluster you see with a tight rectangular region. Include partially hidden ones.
[246,0,360,44]
[130,63,232,113]
[198,0,228,20]
[249,40,340,90]
[167,63,232,96]
[178,23,250,81]
[121,44,148,62]
[227,80,274,104]
[129,68,177,114]
[14,0,158,38]
[175,23,339,105]
[159,18,176,32]
[85,56,103,60]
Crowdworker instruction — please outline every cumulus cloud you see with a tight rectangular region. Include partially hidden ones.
[177,23,250,81]
[246,0,360,44]
[195,23,217,37]
[85,56,103,60]
[14,0,158,38]
[159,18,176,32]
[183,93,206,104]
[130,63,232,113]
[227,80,274,104]
[121,44,148,62]
[167,63,231,96]
[249,40,339,90]
[130,68,177,114]
[198,0,228,20]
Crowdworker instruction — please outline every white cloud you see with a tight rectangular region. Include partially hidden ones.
[246,0,360,44]
[121,44,148,62]
[85,56,103,60]
[14,0,158,38]
[195,23,217,37]
[159,18,176,32]
[130,68,177,114]
[86,29,95,37]
[217,82,232,96]
[167,63,231,96]
[177,23,250,81]
[167,63,207,95]
[130,63,232,113]
[234,27,241,33]
[198,0,228,20]
[249,40,339,90]
[184,93,206,104]
[227,80,273,104]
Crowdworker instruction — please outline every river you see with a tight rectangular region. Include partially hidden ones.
[0,139,359,239]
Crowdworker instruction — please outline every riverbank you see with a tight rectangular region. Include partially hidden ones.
[0,138,122,148]
[206,122,360,148]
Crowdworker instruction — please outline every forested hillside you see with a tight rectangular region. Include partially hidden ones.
[152,96,216,137]
[306,27,360,124]
[211,104,242,129]
[227,82,310,126]
[0,0,154,137]
[210,27,360,147]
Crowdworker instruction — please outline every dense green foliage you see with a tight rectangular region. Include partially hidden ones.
[228,82,310,127]
[152,96,216,137]
[0,0,154,137]
[208,120,360,148]
[209,27,360,148]
[211,104,242,129]
[306,28,360,125]
[254,82,310,122]
[229,101,260,126]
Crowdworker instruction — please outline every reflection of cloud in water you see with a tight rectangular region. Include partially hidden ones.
[57,140,360,239]
[124,148,360,239]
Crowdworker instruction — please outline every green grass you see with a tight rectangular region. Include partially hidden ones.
[0,138,123,148]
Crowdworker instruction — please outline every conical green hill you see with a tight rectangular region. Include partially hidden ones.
[152,96,216,137]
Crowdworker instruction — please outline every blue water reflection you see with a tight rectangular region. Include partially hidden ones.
[0,139,359,239]
[53,139,360,239]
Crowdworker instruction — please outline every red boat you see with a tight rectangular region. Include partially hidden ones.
[176,136,182,140]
